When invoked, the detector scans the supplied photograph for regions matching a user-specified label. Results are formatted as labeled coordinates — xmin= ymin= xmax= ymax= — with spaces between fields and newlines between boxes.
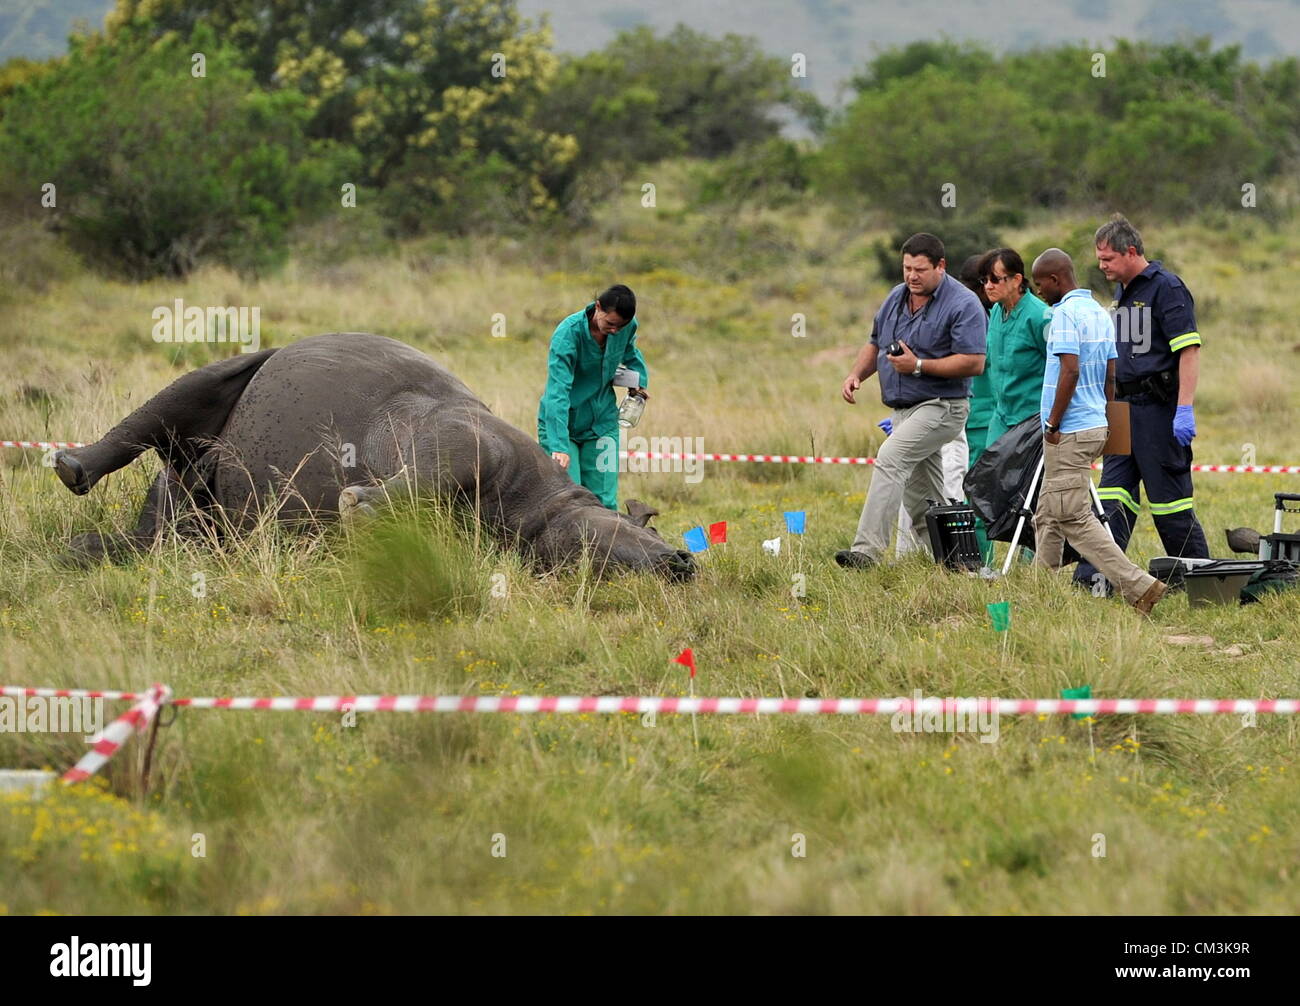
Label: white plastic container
xmin=0 ymin=769 xmax=57 ymax=797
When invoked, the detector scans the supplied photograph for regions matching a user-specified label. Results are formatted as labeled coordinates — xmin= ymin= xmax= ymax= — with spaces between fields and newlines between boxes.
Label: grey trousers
xmin=852 ymin=397 xmax=970 ymax=560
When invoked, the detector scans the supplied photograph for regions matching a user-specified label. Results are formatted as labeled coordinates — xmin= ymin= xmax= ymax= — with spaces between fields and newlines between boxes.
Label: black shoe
xmin=53 ymin=450 xmax=92 ymax=495
xmin=835 ymin=550 xmax=876 ymax=570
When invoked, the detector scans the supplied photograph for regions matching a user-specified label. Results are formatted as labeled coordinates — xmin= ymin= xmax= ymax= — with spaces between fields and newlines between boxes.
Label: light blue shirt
xmin=1041 ymin=288 xmax=1117 ymax=434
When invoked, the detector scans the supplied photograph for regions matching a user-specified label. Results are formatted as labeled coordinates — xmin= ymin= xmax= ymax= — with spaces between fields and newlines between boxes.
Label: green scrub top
xmin=985 ymin=290 xmax=1051 ymax=448
xmin=538 ymin=304 xmax=649 ymax=452
xmin=965 ymin=368 xmax=996 ymax=466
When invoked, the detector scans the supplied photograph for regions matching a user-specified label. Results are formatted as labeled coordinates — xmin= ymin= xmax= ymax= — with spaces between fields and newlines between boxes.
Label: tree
xmin=537 ymin=24 xmax=822 ymax=169
xmin=106 ymin=0 xmax=578 ymax=231
xmin=817 ymin=66 xmax=1051 ymax=214
xmin=0 ymin=24 xmax=354 ymax=277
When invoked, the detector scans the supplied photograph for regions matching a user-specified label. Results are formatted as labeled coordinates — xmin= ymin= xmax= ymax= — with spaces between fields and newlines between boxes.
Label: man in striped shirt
xmin=1029 ymin=249 xmax=1165 ymax=616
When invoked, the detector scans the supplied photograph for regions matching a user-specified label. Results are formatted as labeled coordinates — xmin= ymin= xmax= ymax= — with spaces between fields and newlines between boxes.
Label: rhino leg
xmin=60 ymin=464 xmax=203 ymax=567
xmin=53 ymin=348 xmax=277 ymax=496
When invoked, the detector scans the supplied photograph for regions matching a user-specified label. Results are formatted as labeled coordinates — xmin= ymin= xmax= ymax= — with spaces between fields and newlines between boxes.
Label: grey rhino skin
xmin=55 ymin=332 xmax=695 ymax=580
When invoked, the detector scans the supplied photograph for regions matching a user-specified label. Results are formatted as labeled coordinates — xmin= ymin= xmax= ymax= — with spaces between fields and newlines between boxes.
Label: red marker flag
xmin=708 ymin=521 xmax=728 ymax=544
xmin=674 ymin=648 xmax=696 ymax=678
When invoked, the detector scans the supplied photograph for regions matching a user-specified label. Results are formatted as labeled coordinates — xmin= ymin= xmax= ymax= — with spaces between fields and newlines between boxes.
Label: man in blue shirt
xmin=837 ymin=233 xmax=987 ymax=567
xmin=1030 ymin=249 xmax=1165 ymax=615
xmin=1073 ymin=214 xmax=1209 ymax=592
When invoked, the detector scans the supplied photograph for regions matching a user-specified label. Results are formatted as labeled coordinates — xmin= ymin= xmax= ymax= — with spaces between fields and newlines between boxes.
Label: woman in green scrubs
xmin=978 ymin=248 xmax=1051 ymax=448
xmin=979 ymin=248 xmax=1051 ymax=565
xmin=537 ymin=284 xmax=649 ymax=510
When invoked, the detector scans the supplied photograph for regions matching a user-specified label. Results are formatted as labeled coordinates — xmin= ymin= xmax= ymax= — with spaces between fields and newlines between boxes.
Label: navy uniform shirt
xmin=1110 ymin=260 xmax=1201 ymax=383
xmin=869 ymin=273 xmax=988 ymax=408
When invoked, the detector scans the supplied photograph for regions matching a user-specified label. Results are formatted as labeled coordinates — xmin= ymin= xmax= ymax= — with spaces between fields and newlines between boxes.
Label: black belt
xmin=1117 ymin=369 xmax=1177 ymax=401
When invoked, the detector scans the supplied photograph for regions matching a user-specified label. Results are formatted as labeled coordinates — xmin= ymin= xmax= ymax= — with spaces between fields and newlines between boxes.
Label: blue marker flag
xmin=683 ymin=527 xmax=709 ymax=553
xmin=783 ymin=511 xmax=806 ymax=534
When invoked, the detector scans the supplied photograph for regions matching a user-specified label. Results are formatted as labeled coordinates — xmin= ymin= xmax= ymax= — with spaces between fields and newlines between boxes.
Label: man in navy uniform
xmin=1073 ymin=214 xmax=1209 ymax=592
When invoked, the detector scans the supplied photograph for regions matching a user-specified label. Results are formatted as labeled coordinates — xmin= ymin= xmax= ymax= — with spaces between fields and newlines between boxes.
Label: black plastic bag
xmin=964 ymin=417 xmax=1044 ymax=548
xmin=963 ymin=417 xmax=1088 ymax=564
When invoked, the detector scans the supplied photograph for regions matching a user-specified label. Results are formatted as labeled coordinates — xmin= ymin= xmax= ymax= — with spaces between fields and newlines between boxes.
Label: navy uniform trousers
xmin=1072 ymin=393 xmax=1210 ymax=590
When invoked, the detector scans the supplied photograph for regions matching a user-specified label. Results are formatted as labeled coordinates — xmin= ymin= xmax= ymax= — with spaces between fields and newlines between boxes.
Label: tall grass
xmin=1 ymin=174 xmax=1298 ymax=914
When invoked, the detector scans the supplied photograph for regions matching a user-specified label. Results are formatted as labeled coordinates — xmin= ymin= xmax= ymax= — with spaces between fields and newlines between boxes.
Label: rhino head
xmin=532 ymin=494 xmax=694 ymax=582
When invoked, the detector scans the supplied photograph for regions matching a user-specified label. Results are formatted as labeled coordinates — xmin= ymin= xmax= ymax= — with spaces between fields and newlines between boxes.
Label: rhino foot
xmin=339 ymin=485 xmax=380 ymax=521
xmin=54 ymin=449 xmax=94 ymax=496
xmin=57 ymin=531 xmax=144 ymax=568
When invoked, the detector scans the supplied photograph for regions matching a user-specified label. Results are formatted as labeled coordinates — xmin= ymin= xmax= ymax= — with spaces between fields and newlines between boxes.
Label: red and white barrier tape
xmin=9 ymin=684 xmax=1290 ymax=784
xmin=621 ymin=450 xmax=1300 ymax=475
xmin=3 ymin=685 xmax=144 ymax=701
xmin=58 ymin=684 xmax=170 ymax=784
xmin=168 ymin=695 xmax=1299 ymax=715
xmin=2 ymin=440 xmax=1295 ymax=474
xmin=9 ymin=685 xmax=1295 ymax=717
xmin=1 ymin=440 xmax=85 ymax=450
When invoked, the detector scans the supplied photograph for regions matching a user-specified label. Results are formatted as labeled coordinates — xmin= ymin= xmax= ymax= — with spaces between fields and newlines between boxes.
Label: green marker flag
xmin=1060 ymin=684 xmax=1092 ymax=720
xmin=986 ymin=601 xmax=1010 ymax=632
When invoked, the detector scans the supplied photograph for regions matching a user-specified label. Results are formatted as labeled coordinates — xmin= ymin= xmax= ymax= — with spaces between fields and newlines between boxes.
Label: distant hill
xmin=518 ymin=0 xmax=1300 ymax=101
xmin=0 ymin=0 xmax=109 ymax=62
xmin=5 ymin=0 xmax=1300 ymax=101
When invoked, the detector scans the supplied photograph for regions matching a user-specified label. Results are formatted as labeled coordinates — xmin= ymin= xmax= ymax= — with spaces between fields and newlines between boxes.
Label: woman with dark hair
xmin=958 ymin=254 xmax=995 ymax=467
xmin=978 ymin=248 xmax=1051 ymax=448
xmin=956 ymin=254 xmax=998 ymax=564
xmin=538 ymin=284 xmax=649 ymax=509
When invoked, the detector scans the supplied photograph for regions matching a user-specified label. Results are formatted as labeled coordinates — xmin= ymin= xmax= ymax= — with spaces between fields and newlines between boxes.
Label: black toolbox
xmin=1182 ymin=560 xmax=1268 ymax=606
xmin=924 ymin=499 xmax=983 ymax=572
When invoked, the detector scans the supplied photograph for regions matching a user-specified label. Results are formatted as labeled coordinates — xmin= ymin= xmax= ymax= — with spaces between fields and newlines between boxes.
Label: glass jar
xmin=618 ymin=389 xmax=646 ymax=428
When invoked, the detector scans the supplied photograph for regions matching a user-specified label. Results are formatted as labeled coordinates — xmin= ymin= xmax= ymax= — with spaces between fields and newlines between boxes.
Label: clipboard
xmin=1102 ymin=401 xmax=1131 ymax=455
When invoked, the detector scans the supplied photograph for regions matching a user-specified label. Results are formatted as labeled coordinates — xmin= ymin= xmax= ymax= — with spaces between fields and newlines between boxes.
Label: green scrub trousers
xmin=537 ymin=303 xmax=648 ymax=510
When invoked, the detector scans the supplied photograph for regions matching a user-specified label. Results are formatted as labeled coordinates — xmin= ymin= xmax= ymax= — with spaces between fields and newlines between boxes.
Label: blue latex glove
xmin=877 ymin=418 xmax=893 ymax=436
xmin=1173 ymin=404 xmax=1197 ymax=447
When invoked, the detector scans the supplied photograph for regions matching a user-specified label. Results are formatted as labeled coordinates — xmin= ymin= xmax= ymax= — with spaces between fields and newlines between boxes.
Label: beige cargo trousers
xmin=1032 ymin=427 xmax=1157 ymax=603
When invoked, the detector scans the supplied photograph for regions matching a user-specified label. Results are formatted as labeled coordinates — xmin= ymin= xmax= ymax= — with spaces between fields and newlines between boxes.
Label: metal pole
xmin=1002 ymin=454 xmax=1045 ymax=576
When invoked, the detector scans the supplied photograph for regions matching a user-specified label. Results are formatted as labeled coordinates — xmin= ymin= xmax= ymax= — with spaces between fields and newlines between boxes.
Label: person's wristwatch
xmin=1044 ymin=421 xmax=1059 ymax=435
xmin=911 ymin=358 xmax=924 ymax=377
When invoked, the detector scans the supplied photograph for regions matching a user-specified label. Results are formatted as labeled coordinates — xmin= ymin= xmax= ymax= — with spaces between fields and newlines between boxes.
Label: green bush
xmin=817 ymin=65 xmax=1052 ymax=216
xmin=537 ymin=24 xmax=822 ymax=170
xmin=821 ymin=38 xmax=1300 ymax=218
xmin=690 ymin=138 xmax=811 ymax=208
xmin=1086 ymin=96 xmax=1271 ymax=213
xmin=0 ymin=24 xmax=355 ymax=278
xmin=336 ymin=503 xmax=490 ymax=623
xmin=108 ymin=0 xmax=578 ymax=237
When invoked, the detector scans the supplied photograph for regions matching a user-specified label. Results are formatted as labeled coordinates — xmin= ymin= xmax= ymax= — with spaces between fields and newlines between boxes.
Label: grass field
xmin=2 ymin=178 xmax=1299 ymax=914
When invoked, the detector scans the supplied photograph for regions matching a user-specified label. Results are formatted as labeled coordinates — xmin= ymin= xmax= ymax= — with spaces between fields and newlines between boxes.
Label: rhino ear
xmin=623 ymin=498 xmax=660 ymax=528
